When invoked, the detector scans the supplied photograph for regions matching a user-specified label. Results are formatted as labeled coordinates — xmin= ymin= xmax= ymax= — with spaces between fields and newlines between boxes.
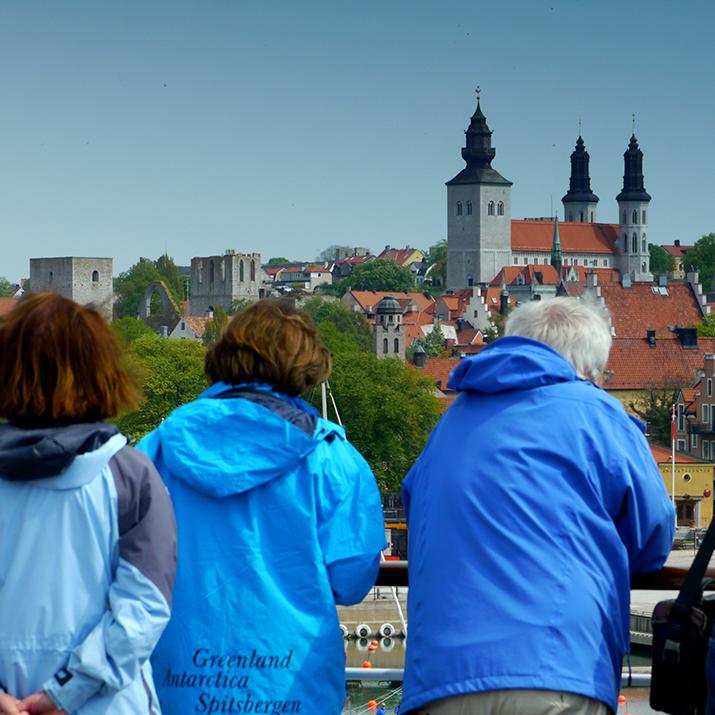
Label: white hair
xmin=504 ymin=297 xmax=612 ymax=383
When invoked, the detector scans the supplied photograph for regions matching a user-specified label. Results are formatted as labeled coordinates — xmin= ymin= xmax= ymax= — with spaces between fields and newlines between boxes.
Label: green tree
xmin=425 ymin=240 xmax=447 ymax=287
xmin=649 ymin=244 xmax=675 ymax=275
xmin=301 ymin=296 xmax=372 ymax=352
xmin=0 ymin=277 xmax=15 ymax=297
xmin=113 ymin=261 xmax=164 ymax=318
xmin=412 ymin=324 xmax=446 ymax=358
xmin=684 ymin=233 xmax=715 ymax=289
xmin=627 ymin=385 xmax=680 ymax=447
xmin=345 ymin=259 xmax=415 ymax=293
xmin=690 ymin=313 xmax=715 ymax=337
xmin=112 ymin=317 xmax=154 ymax=347
xmin=202 ymin=306 xmax=229 ymax=346
xmin=306 ymin=350 xmax=441 ymax=490
xmin=155 ymin=254 xmax=184 ymax=302
xmin=116 ymin=334 xmax=207 ymax=440
xmin=267 ymin=257 xmax=290 ymax=265
xmin=483 ymin=312 xmax=507 ymax=343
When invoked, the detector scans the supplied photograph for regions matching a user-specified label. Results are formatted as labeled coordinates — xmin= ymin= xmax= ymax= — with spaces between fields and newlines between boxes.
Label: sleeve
xmin=607 ymin=418 xmax=675 ymax=576
xmin=43 ymin=446 xmax=177 ymax=713
xmin=313 ymin=434 xmax=386 ymax=606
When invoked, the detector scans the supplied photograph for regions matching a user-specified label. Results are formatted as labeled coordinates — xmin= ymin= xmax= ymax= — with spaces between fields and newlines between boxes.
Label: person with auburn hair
xmin=0 ymin=293 xmax=177 ymax=715
xmin=138 ymin=299 xmax=385 ymax=715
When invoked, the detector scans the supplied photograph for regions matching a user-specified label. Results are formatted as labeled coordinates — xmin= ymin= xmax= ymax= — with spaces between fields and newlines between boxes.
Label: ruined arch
xmin=137 ymin=280 xmax=182 ymax=331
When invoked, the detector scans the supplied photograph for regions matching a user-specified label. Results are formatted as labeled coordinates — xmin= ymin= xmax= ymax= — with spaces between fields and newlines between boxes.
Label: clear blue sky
xmin=1 ymin=0 xmax=713 ymax=281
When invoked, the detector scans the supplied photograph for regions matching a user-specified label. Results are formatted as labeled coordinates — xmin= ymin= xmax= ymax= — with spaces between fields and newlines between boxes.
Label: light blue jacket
xmin=401 ymin=337 xmax=675 ymax=713
xmin=0 ymin=423 xmax=177 ymax=714
xmin=139 ymin=383 xmax=386 ymax=715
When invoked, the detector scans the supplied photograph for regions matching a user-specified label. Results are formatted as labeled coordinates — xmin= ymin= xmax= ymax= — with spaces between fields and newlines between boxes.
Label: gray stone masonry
xmin=29 ymin=257 xmax=114 ymax=321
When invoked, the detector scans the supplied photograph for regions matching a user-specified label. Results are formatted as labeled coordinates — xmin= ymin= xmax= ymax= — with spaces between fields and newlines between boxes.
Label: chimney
xmin=412 ymin=345 xmax=427 ymax=368
xmin=621 ymin=273 xmax=632 ymax=289
xmin=674 ymin=239 xmax=681 ymax=247
xmin=676 ymin=327 xmax=698 ymax=348
xmin=647 ymin=329 xmax=656 ymax=347
xmin=500 ymin=290 xmax=509 ymax=314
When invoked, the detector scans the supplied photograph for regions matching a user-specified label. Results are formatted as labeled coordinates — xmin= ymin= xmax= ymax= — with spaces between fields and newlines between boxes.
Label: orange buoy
xmin=368 ymin=643 xmax=378 ymax=652
xmin=362 ymin=660 xmax=373 ymax=668
xmin=617 ymin=695 xmax=626 ymax=705
xmin=371 ymin=639 xmax=379 ymax=647
xmin=367 ymin=701 xmax=377 ymax=710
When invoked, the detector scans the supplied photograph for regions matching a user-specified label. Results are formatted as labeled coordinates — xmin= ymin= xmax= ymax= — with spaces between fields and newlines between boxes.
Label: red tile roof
xmin=650 ymin=444 xmax=704 ymax=464
xmin=0 ymin=298 xmax=17 ymax=317
xmin=377 ymin=248 xmax=422 ymax=267
xmin=605 ymin=337 xmax=715 ymax=390
xmin=662 ymin=244 xmax=694 ymax=258
xmin=482 ymin=288 xmax=516 ymax=315
xmin=348 ymin=290 xmax=435 ymax=314
xmin=563 ymin=266 xmax=621 ymax=283
xmin=184 ymin=316 xmax=209 ymax=338
xmin=511 ymin=220 xmax=618 ymax=254
xmin=599 ymin=282 xmax=704 ymax=338
xmin=409 ymin=358 xmax=462 ymax=392
xmin=456 ymin=326 xmax=484 ymax=345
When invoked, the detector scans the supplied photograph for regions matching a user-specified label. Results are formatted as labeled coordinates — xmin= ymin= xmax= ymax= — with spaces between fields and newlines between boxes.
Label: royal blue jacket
xmin=401 ymin=337 xmax=674 ymax=713
xmin=0 ymin=423 xmax=177 ymax=714
xmin=139 ymin=383 xmax=386 ymax=715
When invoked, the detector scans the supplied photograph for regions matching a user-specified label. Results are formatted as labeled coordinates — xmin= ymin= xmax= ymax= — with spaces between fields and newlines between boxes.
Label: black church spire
xmin=446 ymin=91 xmax=511 ymax=187
xmin=562 ymin=136 xmax=599 ymax=205
xmin=616 ymin=135 xmax=651 ymax=202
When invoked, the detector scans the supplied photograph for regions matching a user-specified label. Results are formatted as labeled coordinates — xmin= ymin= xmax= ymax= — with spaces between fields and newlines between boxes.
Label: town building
xmin=445 ymin=96 xmax=654 ymax=288
xmin=29 ymin=257 xmax=113 ymax=321
xmin=373 ymin=296 xmax=405 ymax=360
xmin=662 ymin=240 xmax=694 ymax=279
xmin=190 ymin=252 xmax=264 ymax=315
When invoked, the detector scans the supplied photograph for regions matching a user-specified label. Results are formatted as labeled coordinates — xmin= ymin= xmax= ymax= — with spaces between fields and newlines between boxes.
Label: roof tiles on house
xmin=511 ymin=220 xmax=618 ymax=254
xmin=599 ymin=282 xmax=704 ymax=338
xmin=348 ymin=290 xmax=436 ymax=314
xmin=409 ymin=358 xmax=462 ymax=393
xmin=605 ymin=337 xmax=715 ymax=390
xmin=662 ymin=244 xmax=694 ymax=258
xmin=650 ymin=444 xmax=704 ymax=464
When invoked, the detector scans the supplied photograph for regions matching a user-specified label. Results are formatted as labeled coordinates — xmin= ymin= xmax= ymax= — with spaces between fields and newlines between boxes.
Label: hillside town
xmin=2 ymin=97 xmax=714 ymax=533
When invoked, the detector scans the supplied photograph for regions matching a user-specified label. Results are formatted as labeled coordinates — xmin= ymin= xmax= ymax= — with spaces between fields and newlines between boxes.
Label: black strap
xmin=675 ymin=519 xmax=715 ymax=611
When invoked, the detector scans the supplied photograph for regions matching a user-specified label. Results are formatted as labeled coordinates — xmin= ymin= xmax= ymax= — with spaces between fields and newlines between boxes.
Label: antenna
xmin=632 ymin=113 xmax=636 ymax=135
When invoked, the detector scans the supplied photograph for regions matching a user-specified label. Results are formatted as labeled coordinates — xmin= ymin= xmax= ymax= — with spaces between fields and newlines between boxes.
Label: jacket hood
xmin=148 ymin=383 xmax=337 ymax=498
xmin=0 ymin=422 xmax=120 ymax=480
xmin=448 ymin=336 xmax=581 ymax=394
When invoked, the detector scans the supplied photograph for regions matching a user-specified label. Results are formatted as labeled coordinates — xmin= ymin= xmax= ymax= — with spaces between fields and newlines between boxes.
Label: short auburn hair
xmin=205 ymin=299 xmax=331 ymax=396
xmin=0 ymin=293 xmax=140 ymax=424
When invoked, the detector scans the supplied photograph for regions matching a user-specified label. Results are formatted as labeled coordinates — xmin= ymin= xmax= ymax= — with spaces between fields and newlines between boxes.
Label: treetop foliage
xmin=649 ymin=244 xmax=675 ymax=275
xmin=684 ymin=233 xmax=715 ymax=290
xmin=0 ymin=277 xmax=16 ymax=298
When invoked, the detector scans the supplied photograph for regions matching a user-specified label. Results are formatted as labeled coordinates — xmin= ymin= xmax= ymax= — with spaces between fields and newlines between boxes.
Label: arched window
xmin=642 ymin=262 xmax=647 ymax=272
xmin=466 ymin=201 xmax=472 ymax=215
xmin=92 ymin=270 xmax=99 ymax=283
xmin=239 ymin=260 xmax=244 ymax=282
xmin=642 ymin=210 xmax=647 ymax=224
xmin=394 ymin=338 xmax=399 ymax=353
xmin=497 ymin=201 xmax=504 ymax=216
xmin=632 ymin=233 xmax=638 ymax=253
xmin=456 ymin=202 xmax=462 ymax=216
xmin=383 ymin=338 xmax=388 ymax=353
xmin=209 ymin=261 xmax=215 ymax=283
xmin=632 ymin=209 xmax=638 ymax=224
xmin=250 ymin=260 xmax=256 ymax=282
xmin=488 ymin=201 xmax=495 ymax=216
xmin=642 ymin=237 xmax=647 ymax=252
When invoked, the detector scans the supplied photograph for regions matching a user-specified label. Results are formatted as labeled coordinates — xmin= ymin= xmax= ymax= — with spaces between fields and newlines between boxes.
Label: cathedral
xmin=446 ymin=96 xmax=653 ymax=290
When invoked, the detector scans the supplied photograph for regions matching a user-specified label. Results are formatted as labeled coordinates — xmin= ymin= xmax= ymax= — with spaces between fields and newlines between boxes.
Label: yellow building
xmin=650 ymin=445 xmax=714 ymax=527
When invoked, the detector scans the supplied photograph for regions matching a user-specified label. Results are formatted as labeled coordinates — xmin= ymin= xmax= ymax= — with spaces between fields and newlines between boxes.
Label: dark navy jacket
xmin=401 ymin=337 xmax=674 ymax=713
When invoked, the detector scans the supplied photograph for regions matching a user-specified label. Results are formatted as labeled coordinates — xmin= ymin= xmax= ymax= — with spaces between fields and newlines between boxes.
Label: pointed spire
xmin=616 ymin=133 xmax=651 ymax=203
xmin=550 ymin=217 xmax=563 ymax=274
xmin=562 ymin=135 xmax=599 ymax=206
xmin=446 ymin=89 xmax=512 ymax=187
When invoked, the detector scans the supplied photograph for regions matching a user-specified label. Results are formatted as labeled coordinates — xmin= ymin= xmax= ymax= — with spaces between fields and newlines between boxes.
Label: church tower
xmin=615 ymin=134 xmax=652 ymax=282
xmin=446 ymin=92 xmax=512 ymax=289
xmin=562 ymin=136 xmax=599 ymax=222
xmin=373 ymin=296 xmax=405 ymax=360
